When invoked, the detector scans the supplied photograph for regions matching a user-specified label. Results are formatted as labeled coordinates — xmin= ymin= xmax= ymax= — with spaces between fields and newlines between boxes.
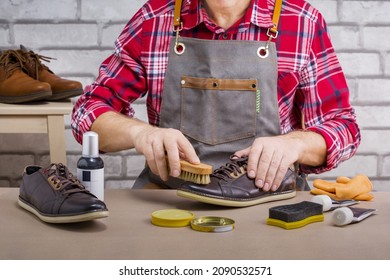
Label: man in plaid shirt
xmin=72 ymin=0 xmax=360 ymax=191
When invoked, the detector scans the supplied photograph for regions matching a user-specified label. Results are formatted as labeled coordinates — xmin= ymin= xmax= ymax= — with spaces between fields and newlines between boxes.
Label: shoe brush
xmin=176 ymin=159 xmax=213 ymax=185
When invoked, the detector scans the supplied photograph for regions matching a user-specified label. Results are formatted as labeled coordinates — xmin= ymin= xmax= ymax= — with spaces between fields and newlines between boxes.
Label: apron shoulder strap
xmin=270 ymin=0 xmax=283 ymax=34
xmin=173 ymin=0 xmax=183 ymax=30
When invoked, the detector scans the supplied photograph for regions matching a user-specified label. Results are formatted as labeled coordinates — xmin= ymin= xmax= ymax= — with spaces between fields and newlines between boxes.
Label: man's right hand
xmin=133 ymin=126 xmax=200 ymax=181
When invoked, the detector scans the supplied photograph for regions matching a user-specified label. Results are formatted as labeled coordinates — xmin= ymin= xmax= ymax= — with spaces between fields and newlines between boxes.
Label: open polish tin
xmin=190 ymin=216 xmax=235 ymax=233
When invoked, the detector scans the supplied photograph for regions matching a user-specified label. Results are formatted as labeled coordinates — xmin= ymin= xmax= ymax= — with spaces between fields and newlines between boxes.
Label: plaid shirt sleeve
xmin=71 ymin=7 xmax=147 ymax=144
xmin=294 ymin=13 xmax=361 ymax=174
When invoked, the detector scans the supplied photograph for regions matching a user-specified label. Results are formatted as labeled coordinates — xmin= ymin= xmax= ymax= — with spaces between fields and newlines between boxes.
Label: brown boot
xmin=19 ymin=45 xmax=83 ymax=101
xmin=0 ymin=50 xmax=52 ymax=103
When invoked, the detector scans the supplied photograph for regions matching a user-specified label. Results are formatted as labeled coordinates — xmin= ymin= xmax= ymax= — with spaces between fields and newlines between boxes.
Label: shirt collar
xmin=181 ymin=0 xmax=274 ymax=31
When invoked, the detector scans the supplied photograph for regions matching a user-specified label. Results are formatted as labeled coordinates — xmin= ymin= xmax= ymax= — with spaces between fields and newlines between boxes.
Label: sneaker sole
xmin=176 ymin=189 xmax=297 ymax=207
xmin=18 ymin=197 xmax=109 ymax=223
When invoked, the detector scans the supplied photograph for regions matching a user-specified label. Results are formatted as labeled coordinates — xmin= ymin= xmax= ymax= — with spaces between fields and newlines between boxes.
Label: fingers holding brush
xmin=134 ymin=126 xmax=199 ymax=180
xmin=164 ymin=131 xmax=199 ymax=178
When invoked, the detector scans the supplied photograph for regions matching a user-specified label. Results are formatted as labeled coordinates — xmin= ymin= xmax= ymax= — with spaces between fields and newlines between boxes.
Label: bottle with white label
xmin=77 ymin=131 xmax=105 ymax=201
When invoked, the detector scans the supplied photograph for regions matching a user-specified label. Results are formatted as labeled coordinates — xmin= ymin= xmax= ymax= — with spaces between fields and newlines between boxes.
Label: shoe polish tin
xmin=190 ymin=216 xmax=235 ymax=233
xmin=151 ymin=209 xmax=194 ymax=227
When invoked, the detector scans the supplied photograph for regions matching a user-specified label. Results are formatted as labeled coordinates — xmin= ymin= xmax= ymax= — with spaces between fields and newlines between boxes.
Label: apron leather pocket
xmin=180 ymin=76 xmax=258 ymax=145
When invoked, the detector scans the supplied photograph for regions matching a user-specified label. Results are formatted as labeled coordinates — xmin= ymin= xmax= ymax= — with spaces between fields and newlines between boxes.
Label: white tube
xmin=332 ymin=207 xmax=376 ymax=226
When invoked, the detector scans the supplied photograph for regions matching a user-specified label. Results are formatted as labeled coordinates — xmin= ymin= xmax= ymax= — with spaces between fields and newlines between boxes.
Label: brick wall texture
xmin=1 ymin=0 xmax=389 ymax=190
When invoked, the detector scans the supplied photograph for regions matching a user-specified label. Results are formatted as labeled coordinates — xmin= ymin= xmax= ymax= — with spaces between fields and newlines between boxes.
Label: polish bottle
xmin=77 ymin=131 xmax=105 ymax=201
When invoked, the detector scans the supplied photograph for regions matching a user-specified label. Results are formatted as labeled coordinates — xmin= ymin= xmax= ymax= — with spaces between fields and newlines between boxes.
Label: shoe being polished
xmin=177 ymin=156 xmax=297 ymax=207
xmin=19 ymin=45 xmax=83 ymax=101
xmin=0 ymin=50 xmax=52 ymax=103
xmin=18 ymin=163 xmax=109 ymax=223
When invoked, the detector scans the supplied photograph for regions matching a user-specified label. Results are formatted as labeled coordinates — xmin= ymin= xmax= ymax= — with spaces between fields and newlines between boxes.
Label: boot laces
xmin=0 ymin=48 xmax=54 ymax=80
xmin=19 ymin=45 xmax=55 ymax=79
xmin=0 ymin=50 xmax=29 ymax=79
xmin=46 ymin=163 xmax=87 ymax=196
xmin=211 ymin=155 xmax=248 ymax=181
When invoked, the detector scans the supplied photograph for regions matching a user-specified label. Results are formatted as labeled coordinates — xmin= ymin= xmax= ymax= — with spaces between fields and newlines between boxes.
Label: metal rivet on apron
xmin=257 ymin=46 xmax=269 ymax=59
xmin=174 ymin=42 xmax=186 ymax=55
xmin=251 ymin=83 xmax=257 ymax=89
xmin=181 ymin=79 xmax=186 ymax=85
xmin=212 ymin=82 xmax=218 ymax=88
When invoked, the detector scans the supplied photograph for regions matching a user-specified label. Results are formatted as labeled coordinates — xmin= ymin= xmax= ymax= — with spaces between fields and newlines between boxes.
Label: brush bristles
xmin=178 ymin=170 xmax=211 ymax=185
xmin=166 ymin=158 xmax=212 ymax=184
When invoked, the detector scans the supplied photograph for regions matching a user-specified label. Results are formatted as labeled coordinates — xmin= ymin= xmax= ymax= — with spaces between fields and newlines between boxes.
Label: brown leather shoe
xmin=177 ymin=156 xmax=297 ymax=207
xmin=18 ymin=163 xmax=109 ymax=223
xmin=19 ymin=45 xmax=83 ymax=101
xmin=0 ymin=50 xmax=52 ymax=103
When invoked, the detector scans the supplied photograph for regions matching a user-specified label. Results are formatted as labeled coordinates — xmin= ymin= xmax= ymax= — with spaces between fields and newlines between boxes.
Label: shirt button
xmin=221 ymin=33 xmax=228 ymax=39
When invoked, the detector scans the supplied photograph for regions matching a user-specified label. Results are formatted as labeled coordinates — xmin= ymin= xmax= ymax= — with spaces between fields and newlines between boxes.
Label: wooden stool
xmin=0 ymin=101 xmax=73 ymax=165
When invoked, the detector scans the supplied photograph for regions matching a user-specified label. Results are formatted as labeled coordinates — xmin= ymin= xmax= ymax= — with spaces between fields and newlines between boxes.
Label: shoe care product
xmin=332 ymin=206 xmax=376 ymax=226
xmin=77 ymin=131 xmax=105 ymax=201
xmin=164 ymin=155 xmax=212 ymax=184
xmin=151 ymin=209 xmax=194 ymax=227
xmin=266 ymin=201 xmax=324 ymax=230
xmin=190 ymin=216 xmax=235 ymax=233
xmin=175 ymin=158 xmax=213 ymax=185
xmin=151 ymin=209 xmax=235 ymax=233
xmin=310 ymin=195 xmax=358 ymax=212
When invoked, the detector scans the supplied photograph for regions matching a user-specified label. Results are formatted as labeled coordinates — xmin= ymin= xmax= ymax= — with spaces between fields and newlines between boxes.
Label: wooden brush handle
xmin=179 ymin=159 xmax=212 ymax=175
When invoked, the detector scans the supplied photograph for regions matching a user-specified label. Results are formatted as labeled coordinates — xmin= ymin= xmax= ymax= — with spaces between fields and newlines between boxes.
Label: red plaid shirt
xmin=72 ymin=0 xmax=360 ymax=174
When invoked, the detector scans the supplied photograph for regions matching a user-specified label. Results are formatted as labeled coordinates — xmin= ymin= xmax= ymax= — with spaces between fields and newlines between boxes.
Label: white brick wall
xmin=1 ymin=0 xmax=389 ymax=191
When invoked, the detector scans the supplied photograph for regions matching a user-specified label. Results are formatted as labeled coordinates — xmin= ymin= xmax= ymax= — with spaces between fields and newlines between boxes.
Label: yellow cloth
xmin=311 ymin=174 xmax=374 ymax=201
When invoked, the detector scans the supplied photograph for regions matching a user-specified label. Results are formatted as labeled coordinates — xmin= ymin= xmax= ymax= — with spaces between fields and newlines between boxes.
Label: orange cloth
xmin=311 ymin=174 xmax=374 ymax=201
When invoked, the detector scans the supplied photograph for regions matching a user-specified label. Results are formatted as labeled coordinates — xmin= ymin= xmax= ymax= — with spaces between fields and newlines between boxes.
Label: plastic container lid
xmin=311 ymin=195 xmax=332 ymax=212
xmin=190 ymin=216 xmax=235 ymax=233
xmin=151 ymin=209 xmax=194 ymax=227
xmin=82 ymin=131 xmax=99 ymax=157
xmin=332 ymin=207 xmax=354 ymax=226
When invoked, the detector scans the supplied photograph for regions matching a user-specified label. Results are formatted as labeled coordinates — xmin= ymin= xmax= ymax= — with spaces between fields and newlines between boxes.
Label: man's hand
xmin=133 ymin=126 xmax=200 ymax=181
xmin=235 ymin=131 xmax=326 ymax=191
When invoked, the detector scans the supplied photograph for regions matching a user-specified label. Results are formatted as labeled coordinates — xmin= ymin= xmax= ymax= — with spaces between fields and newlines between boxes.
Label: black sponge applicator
xmin=267 ymin=201 xmax=324 ymax=229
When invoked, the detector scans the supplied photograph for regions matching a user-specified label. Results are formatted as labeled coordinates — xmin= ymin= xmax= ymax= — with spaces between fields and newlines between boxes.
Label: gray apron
xmin=132 ymin=0 xmax=308 ymax=189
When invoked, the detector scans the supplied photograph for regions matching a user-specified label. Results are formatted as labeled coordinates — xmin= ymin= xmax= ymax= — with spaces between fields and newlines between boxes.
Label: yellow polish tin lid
xmin=190 ymin=216 xmax=235 ymax=233
xmin=151 ymin=209 xmax=194 ymax=227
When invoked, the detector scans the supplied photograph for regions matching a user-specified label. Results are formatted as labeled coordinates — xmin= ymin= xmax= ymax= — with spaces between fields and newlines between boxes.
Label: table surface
xmin=0 ymin=188 xmax=388 ymax=260
xmin=0 ymin=101 xmax=73 ymax=115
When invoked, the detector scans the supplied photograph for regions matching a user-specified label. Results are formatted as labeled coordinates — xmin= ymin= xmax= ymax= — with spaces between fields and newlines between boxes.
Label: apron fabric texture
xmin=133 ymin=38 xmax=280 ymax=189
xmin=132 ymin=0 xmax=308 ymax=190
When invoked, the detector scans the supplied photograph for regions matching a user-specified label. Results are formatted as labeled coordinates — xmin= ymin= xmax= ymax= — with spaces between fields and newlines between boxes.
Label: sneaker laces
xmin=45 ymin=163 xmax=89 ymax=197
xmin=211 ymin=155 xmax=248 ymax=181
